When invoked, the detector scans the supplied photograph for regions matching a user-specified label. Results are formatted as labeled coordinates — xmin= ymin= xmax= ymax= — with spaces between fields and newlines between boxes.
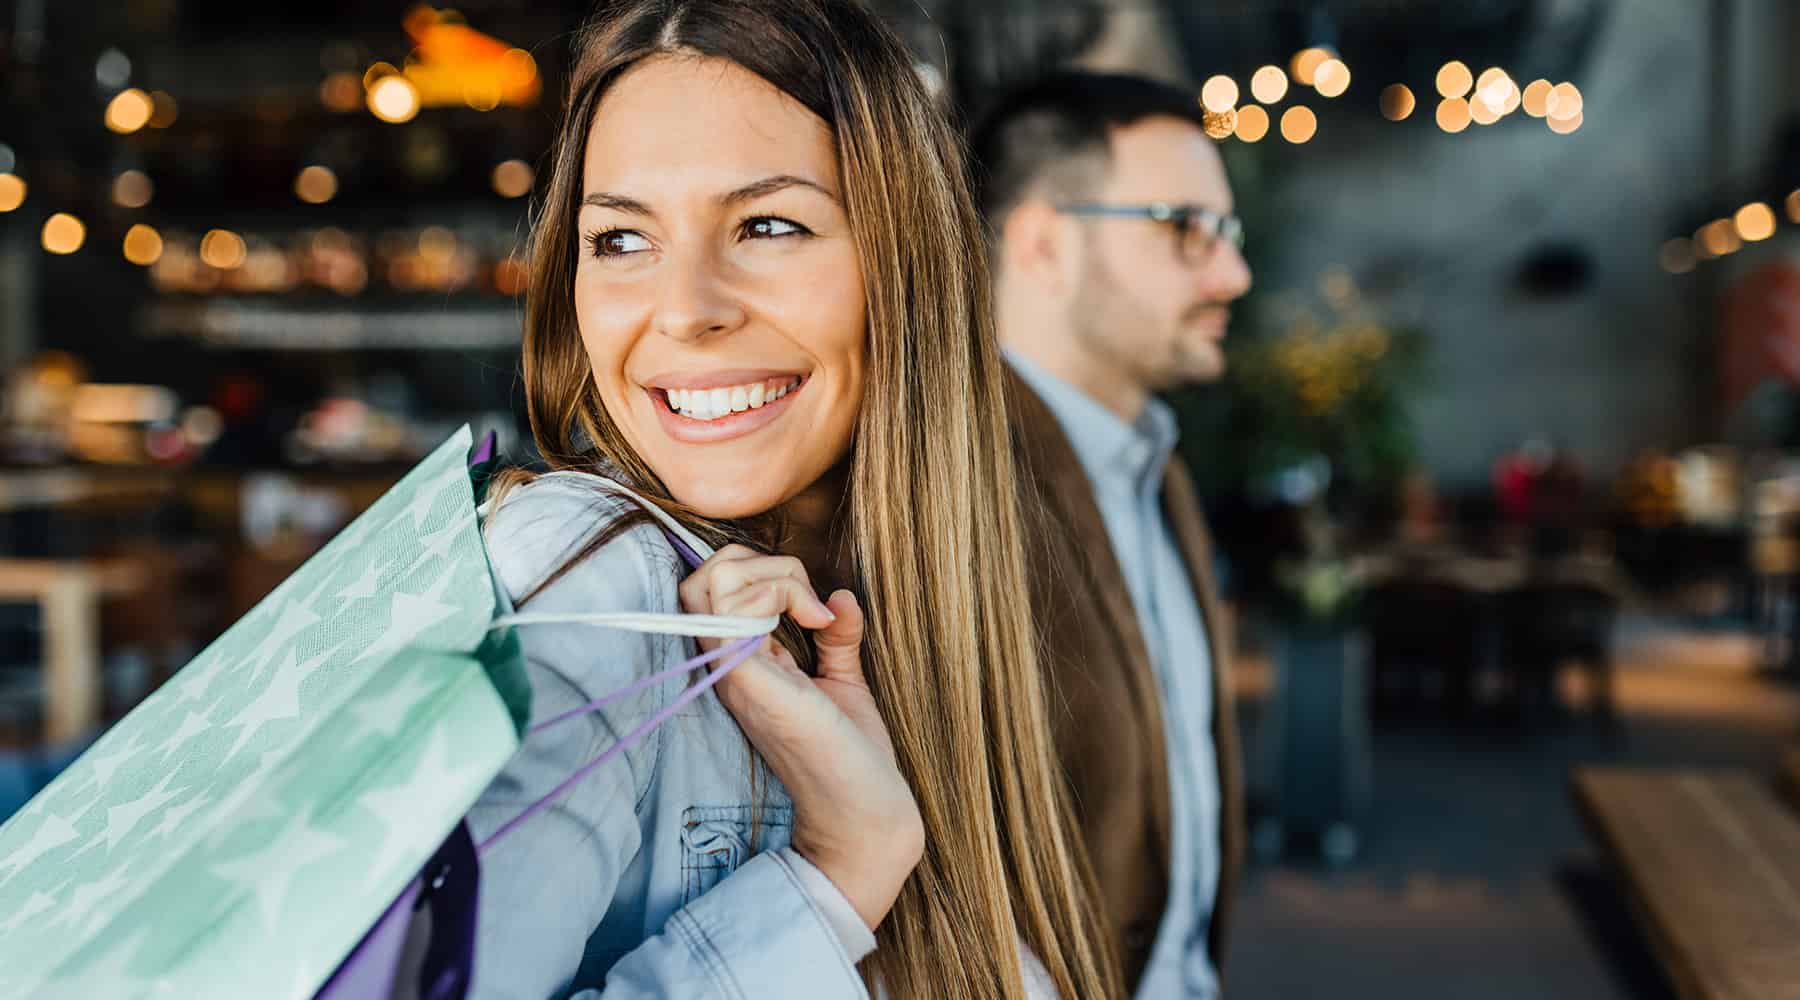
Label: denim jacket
xmin=466 ymin=471 xmax=875 ymax=1000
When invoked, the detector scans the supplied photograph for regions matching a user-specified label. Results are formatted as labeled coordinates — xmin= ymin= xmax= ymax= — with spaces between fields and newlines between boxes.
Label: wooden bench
xmin=1574 ymin=768 xmax=1800 ymax=1000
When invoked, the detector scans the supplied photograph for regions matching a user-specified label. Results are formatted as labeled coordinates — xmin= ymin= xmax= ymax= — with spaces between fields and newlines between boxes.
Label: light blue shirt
xmin=1009 ymin=354 xmax=1221 ymax=1000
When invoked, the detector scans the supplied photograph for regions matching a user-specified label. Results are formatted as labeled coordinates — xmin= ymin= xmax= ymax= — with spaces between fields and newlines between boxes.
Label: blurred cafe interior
xmin=1 ymin=1 xmax=1798 ymax=997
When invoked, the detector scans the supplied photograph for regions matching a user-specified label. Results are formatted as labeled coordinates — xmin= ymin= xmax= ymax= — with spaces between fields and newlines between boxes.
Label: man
xmin=970 ymin=71 xmax=1253 ymax=997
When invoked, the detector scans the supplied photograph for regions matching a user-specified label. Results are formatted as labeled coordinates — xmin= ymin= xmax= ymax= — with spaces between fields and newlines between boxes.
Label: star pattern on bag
xmin=0 ymin=427 xmax=521 ymax=998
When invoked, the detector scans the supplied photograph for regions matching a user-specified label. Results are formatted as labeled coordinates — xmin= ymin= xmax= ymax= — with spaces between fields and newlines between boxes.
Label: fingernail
xmin=818 ymin=596 xmax=837 ymax=620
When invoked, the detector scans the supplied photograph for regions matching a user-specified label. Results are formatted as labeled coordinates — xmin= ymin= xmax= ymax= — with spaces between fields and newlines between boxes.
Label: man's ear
xmin=1001 ymin=198 xmax=1082 ymax=298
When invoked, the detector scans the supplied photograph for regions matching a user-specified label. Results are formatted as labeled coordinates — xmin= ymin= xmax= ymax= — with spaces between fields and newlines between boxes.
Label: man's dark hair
xmin=968 ymin=71 xmax=1209 ymax=236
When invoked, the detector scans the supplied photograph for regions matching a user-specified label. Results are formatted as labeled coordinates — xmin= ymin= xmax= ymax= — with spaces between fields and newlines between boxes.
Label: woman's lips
xmin=648 ymin=376 xmax=805 ymax=444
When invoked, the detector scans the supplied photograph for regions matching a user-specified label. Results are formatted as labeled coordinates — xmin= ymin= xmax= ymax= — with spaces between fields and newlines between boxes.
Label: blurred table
xmin=1575 ymin=768 xmax=1800 ymax=1000
xmin=0 ymin=559 xmax=146 ymax=743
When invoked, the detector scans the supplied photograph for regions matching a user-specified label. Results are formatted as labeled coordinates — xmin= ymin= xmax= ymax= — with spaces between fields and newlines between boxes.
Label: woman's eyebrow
xmin=580 ymin=191 xmax=654 ymax=216
xmin=721 ymin=174 xmax=838 ymax=206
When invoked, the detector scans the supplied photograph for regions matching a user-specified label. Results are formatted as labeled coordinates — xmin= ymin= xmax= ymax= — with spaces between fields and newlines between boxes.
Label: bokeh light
xmin=1201 ymin=75 xmax=1240 ymax=113
xmin=295 ymin=165 xmax=338 ymax=204
xmin=1234 ymin=105 xmax=1270 ymax=142
xmin=1436 ymin=61 xmax=1473 ymax=99
xmin=1380 ymin=84 xmax=1416 ymax=121
xmin=1436 ymin=98 xmax=1472 ymax=133
xmin=42 ymin=213 xmax=86 ymax=255
xmin=200 ymin=229 xmax=248 ymax=269
xmin=1280 ymin=106 xmax=1318 ymax=144
xmin=1251 ymin=66 xmax=1289 ymax=104
xmin=0 ymin=173 xmax=25 ymax=213
xmin=123 ymin=224 xmax=164 ymax=266
xmin=113 ymin=170 xmax=154 ymax=208
xmin=1734 ymin=202 xmax=1777 ymax=242
xmin=1291 ymin=48 xmax=1332 ymax=87
xmin=491 ymin=159 xmax=534 ymax=198
xmin=1313 ymin=59 xmax=1351 ymax=98
xmin=105 ymin=89 xmax=154 ymax=134
xmin=367 ymin=74 xmax=420 ymax=124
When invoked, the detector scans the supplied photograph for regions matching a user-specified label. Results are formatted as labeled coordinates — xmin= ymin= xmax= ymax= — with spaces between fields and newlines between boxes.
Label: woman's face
xmin=575 ymin=55 xmax=867 ymax=519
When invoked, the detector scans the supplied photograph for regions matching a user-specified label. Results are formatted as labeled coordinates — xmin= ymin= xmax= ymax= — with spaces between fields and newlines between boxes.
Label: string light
xmin=123 ymin=224 xmax=163 ymax=266
xmin=1548 ymin=111 xmax=1583 ymax=135
xmin=1251 ymin=65 xmax=1288 ymax=104
xmin=367 ymin=75 xmax=421 ymax=124
xmin=1786 ymin=189 xmax=1800 ymax=223
xmin=491 ymin=159 xmax=534 ymax=198
xmin=0 ymin=173 xmax=24 ymax=213
xmin=1280 ymin=106 xmax=1317 ymax=144
xmin=1471 ymin=98 xmax=1501 ymax=126
xmin=1436 ymin=98 xmax=1472 ymax=133
xmin=1475 ymin=70 xmax=1519 ymax=117
xmin=105 ymin=88 xmax=154 ymax=134
xmin=113 ymin=169 xmax=153 ymax=208
xmin=42 ymin=213 xmax=85 ymax=254
xmin=1291 ymin=48 xmax=1332 ymax=87
xmin=1658 ymin=238 xmax=1696 ymax=275
xmin=1313 ymin=59 xmax=1350 ymax=98
xmin=295 ymin=165 xmax=338 ymax=204
xmin=1380 ymin=85 xmax=1416 ymax=121
xmin=1698 ymin=219 xmax=1740 ymax=257
xmin=200 ymin=229 xmax=247 ymax=269
xmin=1734 ymin=202 xmax=1777 ymax=242
xmin=1436 ymin=61 xmax=1473 ymax=99
xmin=320 ymin=72 xmax=363 ymax=112
xmin=148 ymin=91 xmax=179 ymax=128
xmin=1201 ymin=75 xmax=1239 ymax=114
xmin=1548 ymin=83 xmax=1583 ymax=121
xmin=1234 ymin=105 xmax=1270 ymax=142
xmin=1201 ymin=109 xmax=1237 ymax=140
xmin=1522 ymin=80 xmax=1553 ymax=117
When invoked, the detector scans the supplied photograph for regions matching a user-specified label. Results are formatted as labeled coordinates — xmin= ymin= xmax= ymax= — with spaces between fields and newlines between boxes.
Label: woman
xmin=470 ymin=2 xmax=1122 ymax=998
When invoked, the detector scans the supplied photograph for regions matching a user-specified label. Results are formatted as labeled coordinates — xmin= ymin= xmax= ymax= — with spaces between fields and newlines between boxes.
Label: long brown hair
xmin=501 ymin=2 xmax=1123 ymax=997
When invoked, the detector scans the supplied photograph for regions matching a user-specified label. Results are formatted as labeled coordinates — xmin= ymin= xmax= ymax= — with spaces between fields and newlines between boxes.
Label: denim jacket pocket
xmin=679 ymin=803 xmax=795 ymax=905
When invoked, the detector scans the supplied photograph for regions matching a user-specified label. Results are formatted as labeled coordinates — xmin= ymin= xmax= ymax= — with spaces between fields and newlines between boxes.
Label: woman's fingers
xmin=812 ymin=590 xmax=865 ymax=685
xmin=678 ymin=550 xmax=822 ymax=617
xmin=713 ymin=577 xmax=836 ymax=630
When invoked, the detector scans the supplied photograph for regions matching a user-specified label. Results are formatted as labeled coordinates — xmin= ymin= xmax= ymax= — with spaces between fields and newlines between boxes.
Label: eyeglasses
xmin=1055 ymin=202 xmax=1245 ymax=263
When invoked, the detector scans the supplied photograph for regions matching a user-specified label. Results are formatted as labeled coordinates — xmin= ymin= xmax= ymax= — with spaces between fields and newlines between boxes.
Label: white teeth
xmin=667 ymin=378 xmax=799 ymax=421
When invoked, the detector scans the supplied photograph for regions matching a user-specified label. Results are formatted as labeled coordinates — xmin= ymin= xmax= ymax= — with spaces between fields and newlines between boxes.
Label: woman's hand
xmin=678 ymin=545 xmax=925 ymax=931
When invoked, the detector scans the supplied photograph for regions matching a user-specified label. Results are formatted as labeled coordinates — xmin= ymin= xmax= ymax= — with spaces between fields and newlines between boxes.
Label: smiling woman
xmin=468 ymin=2 xmax=1121 ymax=1000
xmin=572 ymin=57 xmax=866 ymax=518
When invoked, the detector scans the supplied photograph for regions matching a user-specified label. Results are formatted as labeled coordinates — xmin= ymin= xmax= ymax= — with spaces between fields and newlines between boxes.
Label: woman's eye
xmin=741 ymin=217 xmax=811 ymax=240
xmin=586 ymin=229 xmax=652 ymax=257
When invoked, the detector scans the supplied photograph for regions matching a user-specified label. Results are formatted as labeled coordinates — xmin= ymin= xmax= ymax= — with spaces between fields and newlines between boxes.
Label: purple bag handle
xmin=475 ymin=525 xmax=766 ymax=856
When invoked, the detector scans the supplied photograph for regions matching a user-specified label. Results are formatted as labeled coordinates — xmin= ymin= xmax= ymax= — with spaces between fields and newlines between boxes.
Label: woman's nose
xmin=652 ymin=247 xmax=747 ymax=343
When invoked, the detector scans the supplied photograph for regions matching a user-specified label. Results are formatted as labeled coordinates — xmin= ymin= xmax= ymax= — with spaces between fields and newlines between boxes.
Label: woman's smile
xmin=645 ymin=371 xmax=810 ymax=444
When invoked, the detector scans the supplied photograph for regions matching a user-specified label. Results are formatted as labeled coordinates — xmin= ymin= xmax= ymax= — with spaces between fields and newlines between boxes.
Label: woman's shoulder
xmin=482 ymin=469 xmax=680 ymax=612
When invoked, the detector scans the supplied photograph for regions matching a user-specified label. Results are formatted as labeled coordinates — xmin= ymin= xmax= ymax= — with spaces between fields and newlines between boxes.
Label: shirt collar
xmin=1007 ymin=350 xmax=1178 ymax=491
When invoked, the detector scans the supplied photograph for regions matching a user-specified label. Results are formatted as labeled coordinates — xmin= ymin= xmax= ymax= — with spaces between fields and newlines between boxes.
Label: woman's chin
xmin=663 ymin=470 xmax=793 ymax=521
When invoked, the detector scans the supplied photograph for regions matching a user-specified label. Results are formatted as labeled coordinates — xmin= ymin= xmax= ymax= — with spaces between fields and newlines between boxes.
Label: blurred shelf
xmin=138 ymin=299 xmax=522 ymax=350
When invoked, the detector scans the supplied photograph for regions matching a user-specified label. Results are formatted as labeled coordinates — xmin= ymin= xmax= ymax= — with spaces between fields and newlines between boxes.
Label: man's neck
xmin=1006 ymin=336 xmax=1148 ymax=426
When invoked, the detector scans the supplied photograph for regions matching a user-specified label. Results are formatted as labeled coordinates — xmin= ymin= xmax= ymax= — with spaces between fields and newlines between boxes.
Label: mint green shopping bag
xmin=0 ymin=427 xmax=529 ymax=998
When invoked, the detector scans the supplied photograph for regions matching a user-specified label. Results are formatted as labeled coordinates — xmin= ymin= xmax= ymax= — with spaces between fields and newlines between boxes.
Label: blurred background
xmin=1 ymin=2 xmax=1797 ymax=997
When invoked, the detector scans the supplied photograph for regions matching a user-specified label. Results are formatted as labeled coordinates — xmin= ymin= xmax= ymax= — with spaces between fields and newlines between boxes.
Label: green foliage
xmin=1180 ymin=269 xmax=1430 ymax=506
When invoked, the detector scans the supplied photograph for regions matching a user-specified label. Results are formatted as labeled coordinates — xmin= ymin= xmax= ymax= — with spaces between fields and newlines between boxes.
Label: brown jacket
xmin=1007 ymin=370 xmax=1245 ymax=992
